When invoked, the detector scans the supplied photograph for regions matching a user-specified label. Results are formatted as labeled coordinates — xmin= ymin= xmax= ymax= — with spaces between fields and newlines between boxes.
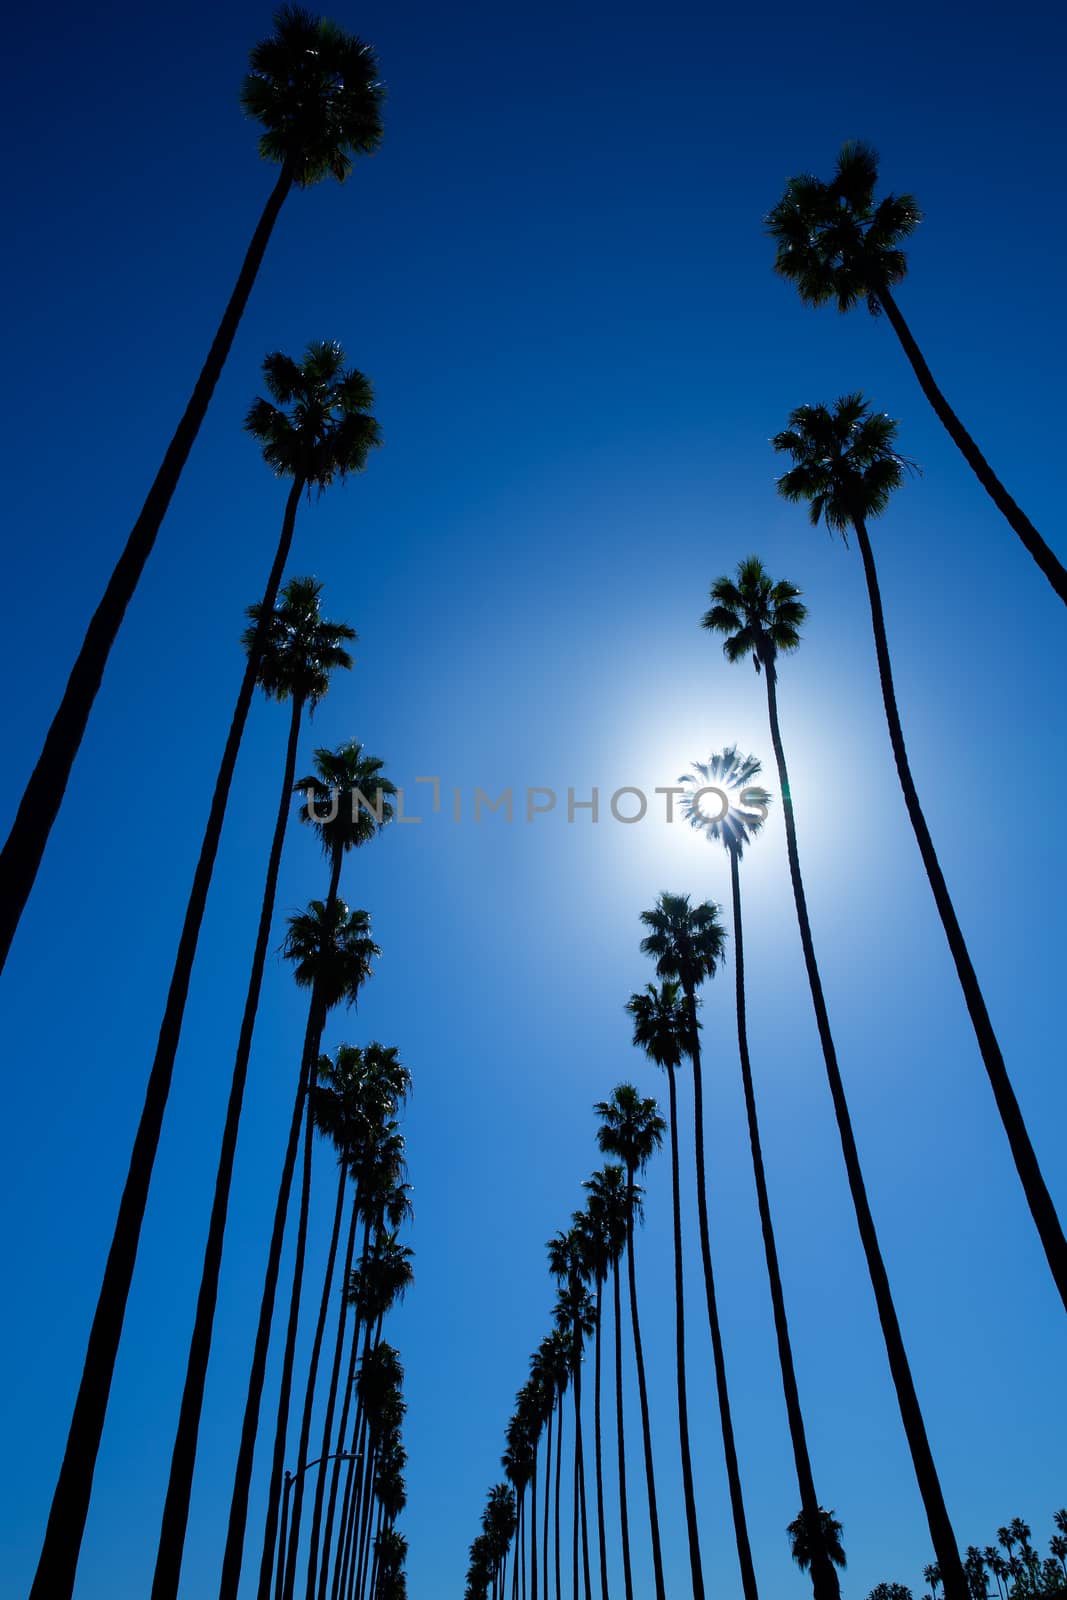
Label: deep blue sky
xmin=2 ymin=1 xmax=1065 ymax=1597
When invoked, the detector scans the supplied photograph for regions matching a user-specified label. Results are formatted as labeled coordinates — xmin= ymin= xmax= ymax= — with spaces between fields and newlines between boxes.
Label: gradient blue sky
xmin=2 ymin=1 xmax=1065 ymax=1597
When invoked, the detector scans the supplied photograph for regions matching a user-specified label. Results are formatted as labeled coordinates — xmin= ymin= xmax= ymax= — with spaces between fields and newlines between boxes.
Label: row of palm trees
xmin=866 ymin=1509 xmax=1067 ymax=1599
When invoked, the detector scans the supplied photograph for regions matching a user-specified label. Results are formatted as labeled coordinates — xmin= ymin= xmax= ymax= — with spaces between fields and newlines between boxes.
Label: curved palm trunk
xmin=854 ymin=515 xmax=1067 ymax=1309
xmin=684 ymin=987 xmax=758 ymax=1600
xmin=218 ymin=846 xmax=342 ymax=1600
xmin=728 ymin=846 xmax=839 ymax=1600
xmin=307 ymin=1191 xmax=363 ymax=1600
xmin=664 ymin=1062 xmax=706 ymax=1600
xmin=30 ymin=474 xmax=305 ymax=1600
xmin=612 ymin=1259 xmax=634 ymax=1600
xmin=151 ymin=690 xmax=303 ymax=1600
xmin=877 ymin=288 xmax=1067 ymax=606
xmin=592 ymin=1283 xmax=609 ymax=1600
xmin=624 ymin=1172 xmax=666 ymax=1600
xmin=761 ymin=657 xmax=967 ymax=1600
xmin=0 ymin=165 xmax=294 ymax=974
xmin=281 ymin=1162 xmax=350 ymax=1600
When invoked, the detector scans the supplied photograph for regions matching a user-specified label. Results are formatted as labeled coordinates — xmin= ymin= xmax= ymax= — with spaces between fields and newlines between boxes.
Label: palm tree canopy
xmin=703 ymin=555 xmax=806 ymax=675
xmin=346 ymin=1233 xmax=414 ymax=1320
xmin=774 ymin=393 xmax=914 ymax=533
xmin=766 ymin=139 xmax=922 ymax=315
xmin=787 ymin=1507 xmax=847 ymax=1572
xmin=242 ymin=5 xmax=384 ymax=186
xmin=246 ymin=340 xmax=381 ymax=488
xmin=580 ymin=1164 xmax=633 ymax=1274
xmin=626 ymin=981 xmax=688 ymax=1072
xmin=639 ymin=891 xmax=725 ymax=995
xmin=244 ymin=575 xmax=355 ymax=708
xmin=594 ymin=1083 xmax=665 ymax=1178
xmin=679 ymin=746 xmax=771 ymax=857
xmin=297 ymin=740 xmax=396 ymax=857
xmin=282 ymin=898 xmax=379 ymax=1010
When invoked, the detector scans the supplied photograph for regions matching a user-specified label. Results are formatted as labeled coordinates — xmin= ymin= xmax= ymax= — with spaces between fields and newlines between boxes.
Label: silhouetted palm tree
xmin=29 ymin=346 xmax=378 ymax=1600
xmin=548 ymin=1229 xmax=595 ymax=1600
xmin=626 ymin=979 xmax=707 ymax=1600
xmin=638 ymin=892 xmax=757 ymax=1600
xmin=704 ymin=558 xmax=967 ymax=1600
xmin=151 ymin=578 xmax=354 ymax=1600
xmin=1 ymin=7 xmax=385 ymax=972
xmin=766 ymin=139 xmax=1066 ymax=603
xmin=582 ymin=1165 xmax=631 ymax=1600
xmin=774 ymin=394 xmax=1067 ymax=1313
xmin=594 ymin=1085 xmax=667 ymax=1600
xmin=788 ymin=1508 xmax=847 ymax=1577
xmin=679 ymin=747 xmax=839 ymax=1600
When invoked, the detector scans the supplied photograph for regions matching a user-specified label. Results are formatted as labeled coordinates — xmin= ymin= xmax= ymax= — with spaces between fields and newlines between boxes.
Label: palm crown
xmin=580 ymin=1164 xmax=632 ymax=1277
xmin=679 ymin=746 xmax=771 ymax=857
xmin=702 ymin=556 xmax=806 ymax=676
xmin=242 ymin=5 xmax=384 ymax=186
xmin=282 ymin=899 xmax=379 ymax=1010
xmin=244 ymin=576 xmax=355 ymax=709
xmin=774 ymin=393 xmax=913 ymax=534
xmin=297 ymin=742 xmax=397 ymax=858
xmin=766 ymin=140 xmax=921 ymax=315
xmin=638 ymin=892 xmax=725 ymax=996
xmin=594 ymin=1083 xmax=665 ymax=1179
xmin=787 ymin=1507 xmax=847 ymax=1573
xmin=246 ymin=341 xmax=381 ymax=488
xmin=626 ymin=981 xmax=688 ymax=1072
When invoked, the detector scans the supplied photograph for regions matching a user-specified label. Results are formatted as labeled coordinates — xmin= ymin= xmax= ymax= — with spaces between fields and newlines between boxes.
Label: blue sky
xmin=2 ymin=1 xmax=1065 ymax=1597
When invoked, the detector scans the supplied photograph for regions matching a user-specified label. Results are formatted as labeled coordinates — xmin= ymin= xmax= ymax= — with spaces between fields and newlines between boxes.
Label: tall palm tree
xmin=576 ymin=1173 xmax=627 ymax=1600
xmin=766 ymin=139 xmax=1066 ymax=604
xmin=0 ymin=7 xmax=385 ymax=970
xmin=151 ymin=578 xmax=354 ymax=1600
xmin=220 ymin=740 xmax=393 ymax=1600
xmin=637 ymin=892 xmax=758 ymax=1600
xmin=28 ymin=346 xmax=378 ymax=1600
xmin=679 ymin=748 xmax=840 ymax=1600
xmin=594 ymin=1085 xmax=667 ymax=1600
xmin=547 ymin=1230 xmax=595 ymax=1600
xmin=703 ymin=557 xmax=967 ymax=1600
xmin=773 ymin=394 xmax=1067 ymax=1311
xmin=625 ymin=980 xmax=707 ymax=1600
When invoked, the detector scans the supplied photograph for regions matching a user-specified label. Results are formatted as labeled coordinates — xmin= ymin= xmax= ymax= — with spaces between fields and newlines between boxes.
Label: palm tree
xmin=0 ymin=6 xmax=385 ymax=971
xmin=787 ymin=1508 xmax=847 ymax=1577
xmin=29 ymin=344 xmax=379 ymax=1600
xmin=594 ymin=1085 xmax=667 ymax=1600
xmin=219 ymin=741 xmax=393 ymax=1600
xmin=704 ymin=558 xmax=967 ymax=1600
xmin=637 ymin=893 xmax=758 ymax=1600
xmin=581 ymin=1166 xmax=631 ymax=1600
xmin=679 ymin=748 xmax=840 ymax=1600
xmin=626 ymin=979 xmax=707 ymax=1600
xmin=547 ymin=1229 xmax=595 ymax=1600
xmin=766 ymin=139 xmax=1066 ymax=603
xmin=773 ymin=394 xmax=1067 ymax=1312
xmin=151 ymin=578 xmax=354 ymax=1600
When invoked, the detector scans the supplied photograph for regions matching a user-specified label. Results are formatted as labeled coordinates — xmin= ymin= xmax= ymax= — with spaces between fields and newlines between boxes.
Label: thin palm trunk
xmin=761 ymin=656 xmax=967 ymax=1600
xmin=854 ymin=514 xmax=1067 ymax=1309
xmin=0 ymin=164 xmax=294 ymax=974
xmin=572 ymin=1343 xmax=592 ymax=1600
xmin=151 ymin=690 xmax=303 ymax=1600
xmin=31 ymin=474 xmax=305 ymax=1600
xmin=877 ymin=287 xmax=1067 ymax=606
xmin=665 ymin=1063 xmax=705 ymax=1600
xmin=592 ymin=1283 xmax=608 ymax=1600
xmin=276 ymin=1479 xmax=294 ymax=1600
xmin=281 ymin=1161 xmax=350 ymax=1600
xmin=530 ymin=1440 xmax=539 ymax=1600
xmin=728 ymin=847 xmax=839 ymax=1600
xmin=543 ymin=1408 xmax=552 ymax=1600
xmin=308 ymin=1192 xmax=363 ymax=1600
xmin=612 ymin=1259 xmax=634 ymax=1600
xmin=320 ymin=1219 xmax=372 ymax=1600
xmin=512 ymin=1491 xmax=523 ymax=1600
xmin=554 ymin=1399 xmax=564 ymax=1600
xmin=624 ymin=1172 xmax=666 ymax=1600
xmin=218 ymin=844 xmax=341 ymax=1600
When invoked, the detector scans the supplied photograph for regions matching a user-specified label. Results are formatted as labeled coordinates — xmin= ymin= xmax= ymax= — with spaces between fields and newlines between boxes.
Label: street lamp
xmin=275 ymin=1451 xmax=361 ymax=1600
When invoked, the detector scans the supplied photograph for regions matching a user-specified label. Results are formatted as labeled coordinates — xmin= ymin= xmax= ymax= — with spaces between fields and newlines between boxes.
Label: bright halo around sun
xmin=677 ymin=747 xmax=773 ymax=850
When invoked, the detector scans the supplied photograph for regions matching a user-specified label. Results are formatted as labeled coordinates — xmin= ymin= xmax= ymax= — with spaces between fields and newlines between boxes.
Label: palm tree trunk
xmin=612 ymin=1259 xmax=634 ymax=1600
xmin=728 ymin=847 xmax=840 ymax=1600
xmin=151 ymin=689 xmax=304 ymax=1600
xmin=877 ymin=287 xmax=1067 ymax=606
xmin=592 ymin=1283 xmax=609 ymax=1600
xmin=0 ymin=164 xmax=294 ymax=975
xmin=320 ymin=1216 xmax=372 ymax=1600
xmin=685 ymin=988 xmax=758 ymax=1599
xmin=665 ymin=1062 xmax=706 ymax=1600
xmin=554 ymin=1398 xmax=564 ymax=1600
xmin=572 ymin=1341 xmax=592 ymax=1600
xmin=281 ymin=1161 xmax=350 ymax=1600
xmin=276 ymin=1478 xmax=294 ymax=1600
xmin=853 ymin=514 xmax=1067 ymax=1309
xmin=761 ymin=657 xmax=967 ymax=1600
xmin=307 ymin=1191 xmax=363 ymax=1600
xmin=30 ymin=473 xmax=305 ymax=1600
xmin=543 ymin=1407 xmax=552 ymax=1600
xmin=624 ymin=1173 xmax=666 ymax=1600
xmin=530 ymin=1440 xmax=539 ymax=1600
